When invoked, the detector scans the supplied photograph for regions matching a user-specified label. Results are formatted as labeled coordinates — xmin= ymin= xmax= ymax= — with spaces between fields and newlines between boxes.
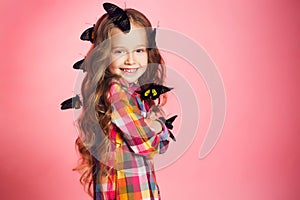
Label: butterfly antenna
xmin=157 ymin=21 xmax=160 ymax=29
xmin=124 ymin=1 xmax=127 ymax=9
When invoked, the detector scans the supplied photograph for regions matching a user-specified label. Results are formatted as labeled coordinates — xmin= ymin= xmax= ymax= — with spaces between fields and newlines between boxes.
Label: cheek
xmin=108 ymin=63 xmax=118 ymax=74
xmin=109 ymin=58 xmax=122 ymax=69
xmin=140 ymin=65 xmax=148 ymax=74
xmin=139 ymin=54 xmax=148 ymax=66
xmin=110 ymin=54 xmax=125 ymax=66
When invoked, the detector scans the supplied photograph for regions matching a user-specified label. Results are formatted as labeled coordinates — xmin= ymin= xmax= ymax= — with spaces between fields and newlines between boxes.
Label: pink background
xmin=0 ymin=0 xmax=299 ymax=199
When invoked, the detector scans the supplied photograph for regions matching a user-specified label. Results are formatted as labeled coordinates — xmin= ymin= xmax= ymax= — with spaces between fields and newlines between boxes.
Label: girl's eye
xmin=136 ymin=48 xmax=145 ymax=53
xmin=113 ymin=49 xmax=126 ymax=54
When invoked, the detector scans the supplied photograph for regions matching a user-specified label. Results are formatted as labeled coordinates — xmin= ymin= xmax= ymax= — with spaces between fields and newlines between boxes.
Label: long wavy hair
xmin=73 ymin=8 xmax=167 ymax=197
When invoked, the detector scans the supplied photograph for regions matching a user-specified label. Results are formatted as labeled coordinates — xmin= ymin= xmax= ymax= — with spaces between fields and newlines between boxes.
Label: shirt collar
xmin=115 ymin=78 xmax=140 ymax=94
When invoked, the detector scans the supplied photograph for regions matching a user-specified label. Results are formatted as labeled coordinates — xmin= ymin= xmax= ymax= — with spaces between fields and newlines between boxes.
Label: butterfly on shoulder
xmin=60 ymin=95 xmax=82 ymax=110
xmin=136 ymin=83 xmax=173 ymax=101
xmin=103 ymin=2 xmax=130 ymax=32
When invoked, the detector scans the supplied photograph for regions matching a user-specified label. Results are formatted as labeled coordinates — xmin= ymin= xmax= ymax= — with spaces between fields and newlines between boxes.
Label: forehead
xmin=110 ymin=25 xmax=147 ymax=48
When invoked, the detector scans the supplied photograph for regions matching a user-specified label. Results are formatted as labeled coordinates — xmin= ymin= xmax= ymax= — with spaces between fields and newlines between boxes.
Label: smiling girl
xmin=73 ymin=3 xmax=172 ymax=200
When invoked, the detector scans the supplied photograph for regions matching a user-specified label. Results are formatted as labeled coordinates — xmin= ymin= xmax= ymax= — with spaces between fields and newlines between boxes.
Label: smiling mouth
xmin=120 ymin=68 xmax=138 ymax=73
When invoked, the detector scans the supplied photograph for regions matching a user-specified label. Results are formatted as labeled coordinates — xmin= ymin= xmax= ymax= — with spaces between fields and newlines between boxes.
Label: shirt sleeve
xmin=109 ymin=82 xmax=169 ymax=158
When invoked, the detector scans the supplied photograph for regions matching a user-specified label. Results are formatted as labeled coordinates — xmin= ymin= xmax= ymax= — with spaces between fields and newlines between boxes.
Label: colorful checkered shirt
xmin=94 ymin=78 xmax=170 ymax=200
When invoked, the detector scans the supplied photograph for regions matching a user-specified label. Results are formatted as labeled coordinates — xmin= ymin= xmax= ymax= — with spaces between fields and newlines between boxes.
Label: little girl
xmin=70 ymin=3 xmax=173 ymax=200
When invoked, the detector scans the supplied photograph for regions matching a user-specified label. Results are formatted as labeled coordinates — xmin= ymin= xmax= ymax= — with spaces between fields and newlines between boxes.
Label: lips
xmin=120 ymin=68 xmax=138 ymax=73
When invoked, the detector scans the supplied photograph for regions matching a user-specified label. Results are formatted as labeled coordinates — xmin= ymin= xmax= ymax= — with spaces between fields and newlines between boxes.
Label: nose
xmin=124 ymin=52 xmax=135 ymax=65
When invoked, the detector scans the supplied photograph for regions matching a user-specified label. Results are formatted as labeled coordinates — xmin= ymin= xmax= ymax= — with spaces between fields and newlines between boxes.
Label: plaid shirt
xmin=94 ymin=78 xmax=170 ymax=200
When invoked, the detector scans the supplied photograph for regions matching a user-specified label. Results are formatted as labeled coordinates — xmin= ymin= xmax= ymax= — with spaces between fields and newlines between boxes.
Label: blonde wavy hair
xmin=73 ymin=8 xmax=167 ymax=197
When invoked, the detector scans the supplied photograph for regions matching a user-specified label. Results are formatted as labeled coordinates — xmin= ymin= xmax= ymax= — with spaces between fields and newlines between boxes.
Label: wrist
xmin=147 ymin=119 xmax=163 ymax=133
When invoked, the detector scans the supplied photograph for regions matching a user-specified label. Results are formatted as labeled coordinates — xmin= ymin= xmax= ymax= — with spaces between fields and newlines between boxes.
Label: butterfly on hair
xmin=103 ymin=2 xmax=130 ymax=33
xmin=136 ymin=83 xmax=173 ymax=101
xmin=80 ymin=25 xmax=95 ymax=43
xmin=60 ymin=94 xmax=82 ymax=110
xmin=73 ymin=58 xmax=86 ymax=72
xmin=148 ymin=28 xmax=157 ymax=49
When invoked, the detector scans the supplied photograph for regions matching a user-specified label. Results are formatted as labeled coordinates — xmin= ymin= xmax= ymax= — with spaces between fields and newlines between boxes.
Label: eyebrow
xmin=111 ymin=44 xmax=147 ymax=49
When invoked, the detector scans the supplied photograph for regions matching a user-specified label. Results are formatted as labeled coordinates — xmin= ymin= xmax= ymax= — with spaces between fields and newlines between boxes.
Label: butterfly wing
xmin=80 ymin=26 xmax=95 ymax=43
xmin=168 ymin=130 xmax=176 ymax=142
xmin=165 ymin=115 xmax=178 ymax=129
xmin=150 ymin=84 xmax=173 ymax=100
xmin=136 ymin=89 xmax=149 ymax=100
xmin=60 ymin=95 xmax=82 ymax=110
xmin=117 ymin=16 xmax=130 ymax=32
xmin=166 ymin=115 xmax=178 ymax=142
xmin=136 ymin=84 xmax=173 ymax=100
xmin=156 ymin=85 xmax=173 ymax=95
xmin=148 ymin=28 xmax=157 ymax=49
xmin=158 ymin=116 xmax=177 ymax=142
xmin=103 ymin=3 xmax=130 ymax=32
xmin=73 ymin=59 xmax=85 ymax=72
xmin=60 ymin=98 xmax=72 ymax=110
xmin=73 ymin=95 xmax=82 ymax=109
xmin=136 ymin=84 xmax=155 ymax=100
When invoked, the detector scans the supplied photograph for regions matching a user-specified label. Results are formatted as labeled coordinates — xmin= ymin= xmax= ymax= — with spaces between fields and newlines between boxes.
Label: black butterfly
xmin=60 ymin=95 xmax=82 ymax=110
xmin=73 ymin=58 xmax=86 ymax=72
xmin=148 ymin=28 xmax=157 ymax=49
xmin=159 ymin=115 xmax=178 ymax=142
xmin=136 ymin=84 xmax=173 ymax=100
xmin=80 ymin=25 xmax=95 ymax=43
xmin=165 ymin=115 xmax=177 ymax=130
xmin=103 ymin=2 xmax=130 ymax=32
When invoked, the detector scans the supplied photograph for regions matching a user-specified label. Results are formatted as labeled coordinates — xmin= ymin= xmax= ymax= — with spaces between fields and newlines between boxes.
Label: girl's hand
xmin=146 ymin=105 xmax=166 ymax=120
xmin=145 ymin=119 xmax=163 ymax=133
xmin=145 ymin=105 xmax=166 ymax=133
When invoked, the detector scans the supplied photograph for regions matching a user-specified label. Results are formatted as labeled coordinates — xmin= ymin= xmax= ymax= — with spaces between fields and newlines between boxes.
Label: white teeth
xmin=121 ymin=68 xmax=138 ymax=73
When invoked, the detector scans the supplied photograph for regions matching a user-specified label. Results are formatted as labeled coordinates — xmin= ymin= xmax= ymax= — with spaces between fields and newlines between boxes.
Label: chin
xmin=123 ymin=77 xmax=138 ymax=83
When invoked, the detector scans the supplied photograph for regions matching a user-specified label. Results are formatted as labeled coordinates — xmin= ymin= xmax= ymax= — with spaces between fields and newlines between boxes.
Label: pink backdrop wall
xmin=0 ymin=0 xmax=299 ymax=199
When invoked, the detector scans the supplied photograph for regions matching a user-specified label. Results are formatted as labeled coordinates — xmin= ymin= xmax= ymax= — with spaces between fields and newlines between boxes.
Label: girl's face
xmin=109 ymin=23 xmax=148 ymax=83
